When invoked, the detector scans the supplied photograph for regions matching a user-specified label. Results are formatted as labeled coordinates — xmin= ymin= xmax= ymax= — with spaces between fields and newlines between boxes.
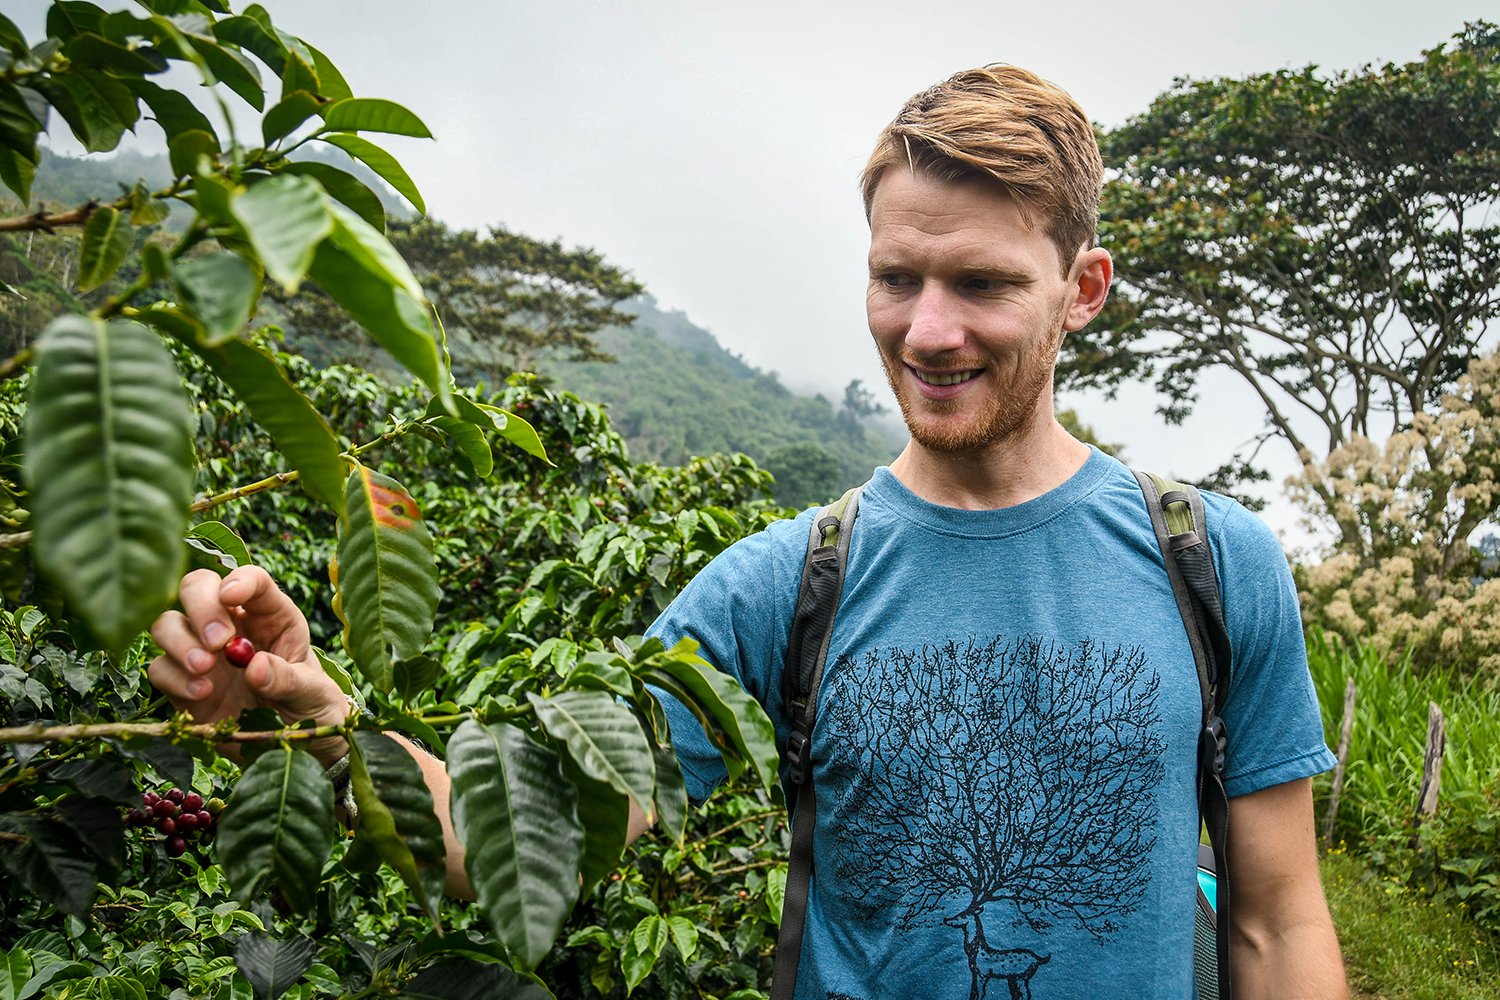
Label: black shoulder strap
xmin=772 ymin=485 xmax=862 ymax=1000
xmin=1134 ymin=470 xmax=1234 ymax=1000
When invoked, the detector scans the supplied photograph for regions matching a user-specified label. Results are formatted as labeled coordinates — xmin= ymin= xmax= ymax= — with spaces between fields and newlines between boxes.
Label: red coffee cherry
xmin=224 ymin=636 xmax=256 ymax=669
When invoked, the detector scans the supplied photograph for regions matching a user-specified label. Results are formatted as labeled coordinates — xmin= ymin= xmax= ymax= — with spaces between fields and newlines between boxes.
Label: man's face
xmin=865 ymin=169 xmax=1091 ymax=455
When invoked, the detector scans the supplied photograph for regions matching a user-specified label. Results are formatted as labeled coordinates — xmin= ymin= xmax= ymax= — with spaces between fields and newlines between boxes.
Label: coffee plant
xmin=0 ymin=3 xmax=784 ymax=997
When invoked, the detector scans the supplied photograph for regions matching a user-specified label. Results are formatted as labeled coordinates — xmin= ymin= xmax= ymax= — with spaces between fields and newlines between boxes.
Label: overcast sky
xmin=15 ymin=0 xmax=1487 ymax=545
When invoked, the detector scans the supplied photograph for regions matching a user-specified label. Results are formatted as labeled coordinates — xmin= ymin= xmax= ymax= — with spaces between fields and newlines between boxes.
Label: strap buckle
xmin=784 ymin=730 xmax=811 ymax=787
xmin=1199 ymin=715 xmax=1227 ymax=778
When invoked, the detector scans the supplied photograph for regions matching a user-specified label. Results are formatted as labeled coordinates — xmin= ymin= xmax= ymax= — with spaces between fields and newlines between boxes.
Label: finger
xmin=147 ymin=653 xmax=213 ymax=705
xmin=178 ymin=568 xmax=236 ymax=651
xmin=219 ymin=566 xmax=311 ymax=651
xmin=149 ymin=611 xmax=218 ymax=675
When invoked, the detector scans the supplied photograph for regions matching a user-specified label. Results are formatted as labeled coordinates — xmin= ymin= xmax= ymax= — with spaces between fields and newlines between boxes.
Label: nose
xmin=904 ymin=285 xmax=967 ymax=358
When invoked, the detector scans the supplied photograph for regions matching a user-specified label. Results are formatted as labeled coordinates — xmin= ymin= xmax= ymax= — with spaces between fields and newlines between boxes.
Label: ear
xmin=1062 ymin=247 xmax=1112 ymax=332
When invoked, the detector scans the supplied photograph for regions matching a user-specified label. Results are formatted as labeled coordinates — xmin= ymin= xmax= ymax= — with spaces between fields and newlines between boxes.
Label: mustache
xmin=898 ymin=350 xmax=988 ymax=371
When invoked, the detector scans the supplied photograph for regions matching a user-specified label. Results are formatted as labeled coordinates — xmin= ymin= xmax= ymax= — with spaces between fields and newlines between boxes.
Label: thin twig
xmin=0 ymin=203 xmax=99 ymax=234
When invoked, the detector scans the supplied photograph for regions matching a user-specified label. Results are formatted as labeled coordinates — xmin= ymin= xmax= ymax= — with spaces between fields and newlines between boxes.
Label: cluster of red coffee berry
xmin=126 ymin=788 xmax=224 ymax=857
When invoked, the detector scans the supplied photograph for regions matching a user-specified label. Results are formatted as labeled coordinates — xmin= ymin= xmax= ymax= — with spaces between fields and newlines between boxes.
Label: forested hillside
xmin=549 ymin=295 xmax=901 ymax=505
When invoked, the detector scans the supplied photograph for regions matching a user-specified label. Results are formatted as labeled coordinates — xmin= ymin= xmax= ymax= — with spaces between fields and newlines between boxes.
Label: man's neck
xmin=886 ymin=421 xmax=1092 ymax=511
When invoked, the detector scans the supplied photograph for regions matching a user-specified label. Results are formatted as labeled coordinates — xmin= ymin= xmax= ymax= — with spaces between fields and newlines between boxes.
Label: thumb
xmin=244 ymin=648 xmax=351 ymax=729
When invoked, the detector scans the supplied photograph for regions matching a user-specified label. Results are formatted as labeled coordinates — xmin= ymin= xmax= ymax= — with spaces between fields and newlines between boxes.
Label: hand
xmin=149 ymin=566 xmax=352 ymax=764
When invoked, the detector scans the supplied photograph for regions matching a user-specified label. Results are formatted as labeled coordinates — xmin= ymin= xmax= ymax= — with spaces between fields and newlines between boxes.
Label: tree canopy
xmin=1072 ymin=21 xmax=1500 ymax=534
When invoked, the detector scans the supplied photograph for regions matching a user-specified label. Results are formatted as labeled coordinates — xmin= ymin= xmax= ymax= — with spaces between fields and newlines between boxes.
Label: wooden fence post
xmin=1321 ymin=678 xmax=1356 ymax=848
xmin=1412 ymin=701 xmax=1445 ymax=844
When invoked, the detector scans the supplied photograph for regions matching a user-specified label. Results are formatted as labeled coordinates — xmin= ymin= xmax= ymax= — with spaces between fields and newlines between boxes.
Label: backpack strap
xmin=771 ymin=484 xmax=863 ymax=1000
xmin=1133 ymin=470 xmax=1234 ymax=1000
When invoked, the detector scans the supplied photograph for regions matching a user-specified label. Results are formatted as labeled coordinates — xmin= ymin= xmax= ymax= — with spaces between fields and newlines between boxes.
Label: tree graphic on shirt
xmin=822 ymin=635 xmax=1165 ymax=951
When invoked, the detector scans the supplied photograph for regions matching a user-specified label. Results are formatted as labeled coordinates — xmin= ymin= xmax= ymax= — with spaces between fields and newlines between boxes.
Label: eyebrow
xmin=867 ymin=257 xmax=1035 ymax=284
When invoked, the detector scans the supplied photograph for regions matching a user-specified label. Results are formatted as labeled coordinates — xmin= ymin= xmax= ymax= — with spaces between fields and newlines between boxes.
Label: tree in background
xmin=1291 ymin=348 xmax=1500 ymax=674
xmin=1072 ymin=22 xmax=1500 ymax=535
xmin=280 ymin=217 xmax=643 ymax=385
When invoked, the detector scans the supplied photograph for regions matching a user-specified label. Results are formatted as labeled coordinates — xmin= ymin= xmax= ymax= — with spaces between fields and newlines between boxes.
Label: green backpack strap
xmin=1134 ymin=470 xmax=1234 ymax=1000
xmin=772 ymin=484 xmax=864 ymax=1000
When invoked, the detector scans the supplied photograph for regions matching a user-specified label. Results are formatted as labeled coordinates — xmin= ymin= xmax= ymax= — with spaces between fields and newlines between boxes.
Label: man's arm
xmin=1225 ymin=777 xmax=1348 ymax=999
xmin=397 ymin=734 xmax=655 ymax=900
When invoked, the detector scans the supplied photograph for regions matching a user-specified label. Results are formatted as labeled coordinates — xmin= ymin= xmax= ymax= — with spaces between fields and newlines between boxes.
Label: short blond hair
xmin=861 ymin=65 xmax=1103 ymax=271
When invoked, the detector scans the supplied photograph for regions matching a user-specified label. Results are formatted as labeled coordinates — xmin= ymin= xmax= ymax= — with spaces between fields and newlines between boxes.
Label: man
xmin=150 ymin=65 xmax=1348 ymax=998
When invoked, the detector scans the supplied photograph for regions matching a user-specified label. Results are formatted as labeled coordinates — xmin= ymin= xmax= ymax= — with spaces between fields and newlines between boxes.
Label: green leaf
xmin=317 ymin=132 xmax=425 ymax=214
xmin=262 ymin=90 xmax=320 ymax=145
xmin=212 ymin=15 xmax=284 ymax=74
xmin=189 ymin=34 xmax=265 ymax=110
xmin=765 ymin=865 xmax=787 ymax=926
xmin=169 ymin=128 xmax=219 ymax=180
xmin=0 ymin=143 xmax=38 ymax=205
xmin=392 ymin=653 xmax=443 ymax=704
xmin=326 ymin=202 xmax=423 ymax=300
xmin=446 ymin=720 xmax=582 ymax=970
xmin=401 ymin=957 xmax=553 ymax=1000
xmin=65 ymin=30 xmax=168 ymax=73
xmin=349 ymin=731 xmax=446 ymax=923
xmin=0 ymin=948 xmax=31 ymax=1000
xmin=22 ymin=316 xmax=193 ymax=655
xmin=172 ymin=251 xmax=259 ymax=343
xmin=188 ymin=521 xmax=249 ymax=568
xmin=0 ymin=815 xmax=97 ymax=916
xmin=650 ymin=744 xmax=688 ymax=847
xmin=28 ymin=73 xmax=130 ymax=153
xmin=233 ymin=933 xmax=316 ymax=1000
xmin=621 ymin=916 xmax=668 ymax=994
xmin=529 ymin=691 xmax=654 ymax=812
xmin=130 ymin=76 xmax=219 ymax=145
xmin=476 ymin=403 xmax=550 ymax=463
xmin=320 ymin=97 xmax=431 ymax=138
xmin=641 ymin=639 xmax=778 ymax=793
xmin=0 ymin=84 xmax=42 ymax=157
xmin=230 ymin=174 xmax=331 ymax=293
xmin=216 ymin=747 xmax=335 ymax=912
xmin=559 ymin=758 xmax=629 ymax=896
xmin=77 ymin=205 xmax=133 ymax=292
xmin=186 ymin=338 xmax=347 ymax=511
xmin=303 ymin=43 xmax=351 ymax=101
xmin=281 ymin=161 xmax=384 ymax=230
xmin=306 ymin=242 xmax=451 ymax=409
xmin=278 ymin=48 xmax=320 ymax=103
xmin=332 ymin=466 xmax=440 ymax=691
xmin=425 ymin=416 xmax=492 ymax=477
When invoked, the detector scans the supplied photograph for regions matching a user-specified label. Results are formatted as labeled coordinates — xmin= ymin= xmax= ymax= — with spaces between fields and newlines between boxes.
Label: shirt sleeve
xmin=1210 ymin=498 xmax=1336 ymax=797
xmin=645 ymin=513 xmax=809 ymax=803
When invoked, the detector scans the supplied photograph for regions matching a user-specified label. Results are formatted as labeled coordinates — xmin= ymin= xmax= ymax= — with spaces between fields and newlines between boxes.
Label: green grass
xmin=1324 ymin=850 xmax=1500 ymax=999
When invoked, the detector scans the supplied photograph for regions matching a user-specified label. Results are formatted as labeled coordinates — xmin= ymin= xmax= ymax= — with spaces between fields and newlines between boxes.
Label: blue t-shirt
xmin=647 ymin=448 xmax=1334 ymax=1000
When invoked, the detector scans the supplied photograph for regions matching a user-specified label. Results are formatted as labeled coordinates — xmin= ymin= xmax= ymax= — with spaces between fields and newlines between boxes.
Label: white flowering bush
xmin=1291 ymin=350 xmax=1500 ymax=674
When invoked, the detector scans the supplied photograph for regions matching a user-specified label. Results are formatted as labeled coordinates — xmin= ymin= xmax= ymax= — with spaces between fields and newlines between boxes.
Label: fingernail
xmin=202 ymin=623 xmax=227 ymax=647
xmin=188 ymin=649 xmax=214 ymax=671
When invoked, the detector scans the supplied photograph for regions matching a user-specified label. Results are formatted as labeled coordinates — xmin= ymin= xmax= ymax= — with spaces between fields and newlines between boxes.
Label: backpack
xmin=771 ymin=471 xmax=1232 ymax=1000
